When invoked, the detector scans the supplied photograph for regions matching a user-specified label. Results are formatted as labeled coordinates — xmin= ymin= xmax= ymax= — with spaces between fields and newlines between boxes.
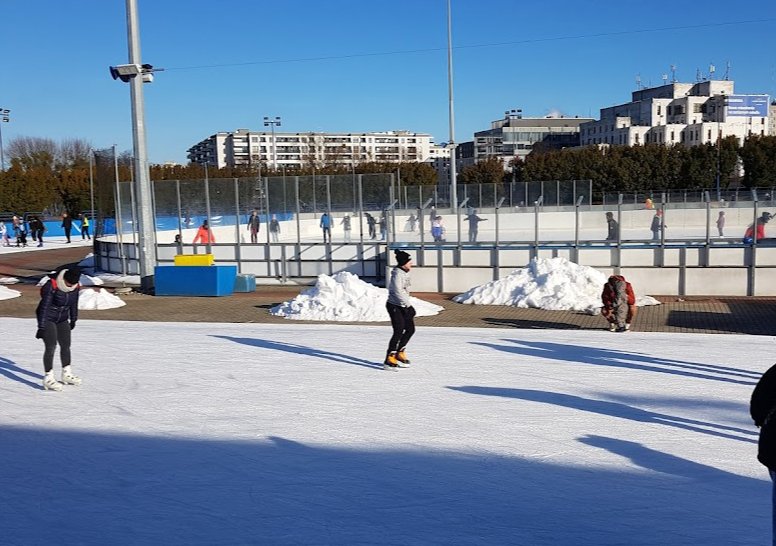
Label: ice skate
xmin=43 ymin=372 xmax=63 ymax=392
xmin=608 ymin=323 xmax=617 ymax=332
xmin=625 ymin=323 xmax=631 ymax=331
xmin=396 ymin=350 xmax=411 ymax=367
xmin=383 ymin=353 xmax=400 ymax=371
xmin=61 ymin=366 xmax=82 ymax=386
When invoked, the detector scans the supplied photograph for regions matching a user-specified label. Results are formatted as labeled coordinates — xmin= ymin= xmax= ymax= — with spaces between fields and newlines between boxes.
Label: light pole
xmin=446 ymin=0 xmax=458 ymax=211
xmin=0 ymin=109 xmax=10 ymax=171
xmin=263 ymin=116 xmax=281 ymax=171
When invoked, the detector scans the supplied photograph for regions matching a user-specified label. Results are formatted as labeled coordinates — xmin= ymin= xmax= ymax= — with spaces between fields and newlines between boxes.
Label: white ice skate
xmin=61 ymin=366 xmax=82 ymax=386
xmin=43 ymin=372 xmax=63 ymax=392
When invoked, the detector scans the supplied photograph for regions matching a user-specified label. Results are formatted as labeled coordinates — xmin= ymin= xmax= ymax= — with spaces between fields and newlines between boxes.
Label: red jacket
xmin=601 ymin=275 xmax=635 ymax=308
xmin=744 ymin=222 xmax=766 ymax=241
xmin=193 ymin=225 xmax=215 ymax=244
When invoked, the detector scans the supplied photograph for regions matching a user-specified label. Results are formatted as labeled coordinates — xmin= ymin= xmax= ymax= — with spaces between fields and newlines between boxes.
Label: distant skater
xmin=341 ymin=214 xmax=352 ymax=243
xmin=320 ymin=212 xmax=332 ymax=243
xmin=61 ymin=212 xmax=73 ymax=244
xmin=247 ymin=209 xmax=261 ymax=243
xmin=716 ymin=211 xmax=726 ymax=237
xmin=193 ymin=220 xmax=215 ymax=245
xmin=466 ymin=210 xmax=488 ymax=242
xmin=36 ymin=267 xmax=83 ymax=391
xmin=605 ymin=212 xmax=619 ymax=241
xmin=384 ymin=249 xmax=415 ymax=370
xmin=269 ymin=214 xmax=281 ymax=243
xmin=80 ymin=213 xmax=91 ymax=240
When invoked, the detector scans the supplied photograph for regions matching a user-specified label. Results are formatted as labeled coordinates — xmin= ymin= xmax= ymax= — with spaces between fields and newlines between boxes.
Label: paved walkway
xmin=2 ymin=246 xmax=775 ymax=335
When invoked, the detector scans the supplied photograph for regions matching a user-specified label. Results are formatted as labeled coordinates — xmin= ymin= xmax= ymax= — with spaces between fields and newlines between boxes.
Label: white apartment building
xmin=187 ymin=130 xmax=438 ymax=170
xmin=475 ymin=111 xmax=594 ymax=167
xmin=581 ymin=80 xmax=770 ymax=147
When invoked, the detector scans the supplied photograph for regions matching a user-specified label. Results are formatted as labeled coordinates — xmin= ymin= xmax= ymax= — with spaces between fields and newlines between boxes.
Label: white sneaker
xmin=43 ymin=372 xmax=63 ymax=392
xmin=625 ymin=323 xmax=631 ymax=331
xmin=609 ymin=323 xmax=617 ymax=332
xmin=61 ymin=366 xmax=82 ymax=386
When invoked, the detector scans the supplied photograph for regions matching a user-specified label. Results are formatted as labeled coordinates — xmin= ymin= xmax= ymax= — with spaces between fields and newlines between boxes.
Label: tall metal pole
xmin=446 ymin=0 xmax=458 ymax=211
xmin=125 ymin=0 xmax=156 ymax=291
xmin=88 ymin=151 xmax=95 ymax=219
xmin=0 ymin=109 xmax=10 ymax=171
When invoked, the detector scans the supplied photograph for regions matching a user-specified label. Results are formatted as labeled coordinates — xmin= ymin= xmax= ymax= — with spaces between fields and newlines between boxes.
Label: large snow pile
xmin=453 ymin=257 xmax=660 ymax=313
xmin=78 ymin=287 xmax=126 ymax=310
xmin=0 ymin=286 xmax=21 ymax=300
xmin=271 ymin=272 xmax=444 ymax=321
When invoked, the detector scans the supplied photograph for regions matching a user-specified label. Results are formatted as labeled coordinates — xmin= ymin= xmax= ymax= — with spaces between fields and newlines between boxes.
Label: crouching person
xmin=601 ymin=275 xmax=636 ymax=332
xmin=35 ymin=267 xmax=83 ymax=391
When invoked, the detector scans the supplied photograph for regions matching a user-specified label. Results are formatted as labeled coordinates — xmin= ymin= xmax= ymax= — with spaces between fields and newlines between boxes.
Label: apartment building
xmin=187 ymin=130 xmax=437 ymax=169
xmin=580 ymin=80 xmax=770 ymax=147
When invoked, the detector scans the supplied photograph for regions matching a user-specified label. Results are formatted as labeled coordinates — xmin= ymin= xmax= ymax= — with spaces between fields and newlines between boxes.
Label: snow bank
xmin=453 ymin=257 xmax=661 ymax=313
xmin=271 ymin=272 xmax=444 ymax=321
xmin=0 ymin=286 xmax=21 ymax=300
xmin=0 ymin=277 xmax=20 ymax=284
xmin=78 ymin=288 xmax=126 ymax=310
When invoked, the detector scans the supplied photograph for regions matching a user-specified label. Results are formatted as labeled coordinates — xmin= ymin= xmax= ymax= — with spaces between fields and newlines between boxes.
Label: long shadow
xmin=212 ymin=335 xmax=381 ymax=370
xmin=448 ymin=386 xmax=757 ymax=443
xmin=483 ymin=318 xmax=583 ymax=330
xmin=0 ymin=427 xmax=768 ymax=545
xmin=0 ymin=356 xmax=42 ymax=390
xmin=472 ymin=338 xmax=759 ymax=385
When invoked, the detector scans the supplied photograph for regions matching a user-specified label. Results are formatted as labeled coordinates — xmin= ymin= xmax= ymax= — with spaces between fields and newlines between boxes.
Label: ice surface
xmin=271 ymin=271 xmax=444 ymax=321
xmin=454 ymin=257 xmax=661 ymax=313
xmin=0 ymin=317 xmax=770 ymax=545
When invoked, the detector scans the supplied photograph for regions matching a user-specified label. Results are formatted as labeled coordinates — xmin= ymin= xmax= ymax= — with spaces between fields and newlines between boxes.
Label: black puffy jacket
xmin=751 ymin=364 xmax=776 ymax=470
xmin=36 ymin=276 xmax=79 ymax=329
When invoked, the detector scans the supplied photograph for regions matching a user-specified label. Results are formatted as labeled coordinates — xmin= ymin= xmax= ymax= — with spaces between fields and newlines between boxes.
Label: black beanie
xmin=63 ymin=267 xmax=81 ymax=285
xmin=394 ymin=249 xmax=411 ymax=266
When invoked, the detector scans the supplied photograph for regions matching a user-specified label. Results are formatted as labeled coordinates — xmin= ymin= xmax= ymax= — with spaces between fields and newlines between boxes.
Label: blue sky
xmin=1 ymin=1 xmax=775 ymax=164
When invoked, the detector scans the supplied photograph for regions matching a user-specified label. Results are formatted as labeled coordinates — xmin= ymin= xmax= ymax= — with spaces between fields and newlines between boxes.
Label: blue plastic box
xmin=154 ymin=265 xmax=237 ymax=297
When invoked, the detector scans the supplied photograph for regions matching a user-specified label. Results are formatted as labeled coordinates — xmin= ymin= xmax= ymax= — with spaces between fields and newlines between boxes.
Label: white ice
xmin=271 ymin=271 xmax=444 ymax=321
xmin=0 ymin=317 xmax=769 ymax=545
xmin=454 ymin=257 xmax=661 ymax=313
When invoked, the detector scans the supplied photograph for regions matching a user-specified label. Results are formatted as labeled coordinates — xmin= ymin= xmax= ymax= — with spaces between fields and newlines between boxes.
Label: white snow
xmin=0 ymin=277 xmax=20 ymax=284
xmin=0 ymin=317 xmax=770 ymax=545
xmin=270 ymin=271 xmax=444 ymax=321
xmin=77 ymin=287 xmax=126 ymax=310
xmin=454 ymin=257 xmax=661 ymax=313
xmin=0 ymin=286 xmax=21 ymax=300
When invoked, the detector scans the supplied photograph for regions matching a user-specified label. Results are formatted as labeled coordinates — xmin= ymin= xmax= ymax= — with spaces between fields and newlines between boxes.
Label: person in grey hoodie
xmin=384 ymin=249 xmax=415 ymax=370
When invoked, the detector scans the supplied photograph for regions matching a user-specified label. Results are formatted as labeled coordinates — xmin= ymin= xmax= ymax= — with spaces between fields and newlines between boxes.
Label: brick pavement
xmin=2 ymin=245 xmax=775 ymax=335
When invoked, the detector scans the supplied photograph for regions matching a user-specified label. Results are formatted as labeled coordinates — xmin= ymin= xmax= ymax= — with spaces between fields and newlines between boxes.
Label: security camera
xmin=109 ymin=64 xmax=141 ymax=82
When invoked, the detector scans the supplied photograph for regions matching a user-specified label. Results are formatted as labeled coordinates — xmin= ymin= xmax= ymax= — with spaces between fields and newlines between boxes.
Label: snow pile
xmin=453 ymin=257 xmax=661 ymax=313
xmin=0 ymin=277 xmax=20 ymax=284
xmin=78 ymin=288 xmax=126 ymax=310
xmin=271 ymin=272 xmax=444 ymax=321
xmin=93 ymin=273 xmax=141 ymax=286
xmin=0 ymin=286 xmax=21 ymax=300
xmin=37 ymin=272 xmax=104 ymax=287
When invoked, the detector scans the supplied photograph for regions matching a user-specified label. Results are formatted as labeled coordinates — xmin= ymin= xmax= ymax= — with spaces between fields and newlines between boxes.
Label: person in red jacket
xmin=192 ymin=220 xmax=215 ymax=245
xmin=601 ymin=275 xmax=636 ymax=332
xmin=744 ymin=212 xmax=772 ymax=243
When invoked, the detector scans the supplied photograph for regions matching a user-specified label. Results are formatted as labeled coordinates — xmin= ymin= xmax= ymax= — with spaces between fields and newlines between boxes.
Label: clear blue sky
xmin=2 ymin=1 xmax=775 ymax=164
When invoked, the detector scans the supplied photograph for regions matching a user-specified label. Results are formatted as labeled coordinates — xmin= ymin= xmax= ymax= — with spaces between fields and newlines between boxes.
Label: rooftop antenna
xmin=635 ymin=73 xmax=642 ymax=90
xmin=696 ymin=68 xmax=703 ymax=82
xmin=723 ymin=61 xmax=731 ymax=81
xmin=670 ymin=64 xmax=677 ymax=83
xmin=709 ymin=63 xmax=716 ymax=79
xmin=662 ymin=73 xmax=669 ymax=85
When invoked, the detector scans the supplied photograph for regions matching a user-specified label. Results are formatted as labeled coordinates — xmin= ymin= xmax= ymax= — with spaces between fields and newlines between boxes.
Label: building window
xmin=667 ymin=106 xmax=672 ymax=116
xmin=657 ymin=105 xmax=662 ymax=115
xmin=707 ymin=130 xmax=711 ymax=141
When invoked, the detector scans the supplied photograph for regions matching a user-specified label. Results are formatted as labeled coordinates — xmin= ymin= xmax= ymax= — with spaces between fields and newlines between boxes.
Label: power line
xmin=164 ymin=18 xmax=776 ymax=72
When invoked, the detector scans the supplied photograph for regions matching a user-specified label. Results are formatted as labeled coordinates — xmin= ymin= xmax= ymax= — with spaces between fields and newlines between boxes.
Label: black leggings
xmin=386 ymin=303 xmax=416 ymax=355
xmin=42 ymin=321 xmax=71 ymax=373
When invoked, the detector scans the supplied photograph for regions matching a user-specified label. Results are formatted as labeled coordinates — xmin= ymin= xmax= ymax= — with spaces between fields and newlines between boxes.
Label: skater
xmin=744 ymin=212 xmax=772 ymax=244
xmin=0 ymin=220 xmax=9 ymax=246
xmin=340 ymin=214 xmax=352 ymax=243
xmin=269 ymin=214 xmax=281 ymax=243
xmin=650 ymin=210 xmax=666 ymax=241
xmin=35 ymin=267 xmax=83 ymax=391
xmin=466 ymin=210 xmax=488 ymax=242
xmin=80 ymin=213 xmax=91 ymax=240
xmin=431 ymin=216 xmax=446 ymax=242
xmin=247 ymin=209 xmax=261 ymax=244
xmin=716 ymin=211 xmax=726 ymax=237
xmin=61 ymin=212 xmax=73 ymax=244
xmin=384 ymin=249 xmax=415 ymax=370
xmin=379 ymin=214 xmax=387 ymax=241
xmin=29 ymin=216 xmax=39 ymax=243
xmin=320 ymin=212 xmax=332 ymax=243
xmin=13 ymin=216 xmax=27 ymax=247
xmin=605 ymin=212 xmax=619 ymax=241
xmin=192 ymin=220 xmax=215 ymax=245
xmin=365 ymin=212 xmax=377 ymax=240
xmin=174 ymin=234 xmax=183 ymax=254
xmin=34 ymin=216 xmax=46 ymax=246
xmin=601 ymin=275 xmax=636 ymax=332
xmin=407 ymin=213 xmax=417 ymax=233
xmin=750 ymin=363 xmax=776 ymax=546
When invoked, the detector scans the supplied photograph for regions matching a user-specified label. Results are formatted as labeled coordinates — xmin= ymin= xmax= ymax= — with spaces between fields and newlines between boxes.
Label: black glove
xmin=407 ymin=306 xmax=416 ymax=318
xmin=35 ymin=329 xmax=44 ymax=339
xmin=70 ymin=321 xmax=76 ymax=330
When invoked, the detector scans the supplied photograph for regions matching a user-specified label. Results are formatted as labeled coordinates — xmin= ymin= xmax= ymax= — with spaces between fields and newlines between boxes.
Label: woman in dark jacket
xmin=751 ymin=364 xmax=776 ymax=545
xmin=36 ymin=267 xmax=82 ymax=391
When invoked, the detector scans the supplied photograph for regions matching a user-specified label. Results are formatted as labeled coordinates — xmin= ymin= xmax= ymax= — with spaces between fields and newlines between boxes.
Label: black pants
xmin=42 ymin=321 xmax=72 ymax=373
xmin=386 ymin=303 xmax=416 ymax=355
xmin=36 ymin=229 xmax=45 ymax=244
xmin=64 ymin=227 xmax=71 ymax=243
xmin=82 ymin=226 xmax=91 ymax=240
